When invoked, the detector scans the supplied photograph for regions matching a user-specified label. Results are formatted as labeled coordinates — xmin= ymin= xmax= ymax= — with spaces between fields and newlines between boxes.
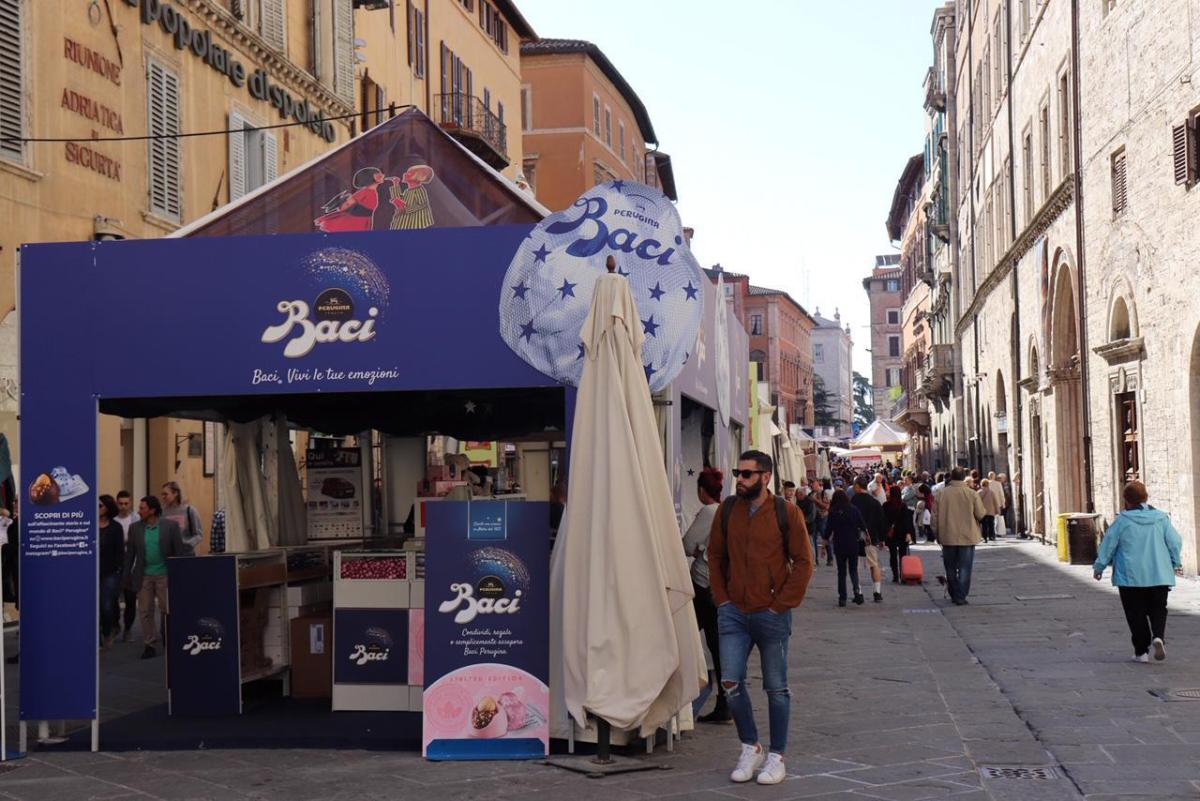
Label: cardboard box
xmin=291 ymin=613 xmax=332 ymax=699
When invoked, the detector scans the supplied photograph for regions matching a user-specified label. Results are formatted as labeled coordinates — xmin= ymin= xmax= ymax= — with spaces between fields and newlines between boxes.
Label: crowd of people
xmin=680 ymin=447 xmax=1189 ymax=786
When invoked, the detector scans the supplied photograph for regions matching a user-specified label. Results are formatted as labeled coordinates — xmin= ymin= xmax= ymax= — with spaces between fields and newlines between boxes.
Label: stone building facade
xmin=862 ymin=255 xmax=903 ymax=421
xmin=810 ymin=309 xmax=855 ymax=439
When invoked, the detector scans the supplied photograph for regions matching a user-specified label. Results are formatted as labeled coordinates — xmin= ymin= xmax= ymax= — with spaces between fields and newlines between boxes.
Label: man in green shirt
xmin=124 ymin=495 xmax=186 ymax=659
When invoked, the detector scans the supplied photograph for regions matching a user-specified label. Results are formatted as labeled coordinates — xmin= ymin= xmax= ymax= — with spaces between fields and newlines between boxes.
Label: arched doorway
xmin=996 ymin=371 xmax=1010 ymax=478
xmin=1028 ymin=344 xmax=1046 ymax=537
xmin=1050 ymin=261 xmax=1087 ymax=513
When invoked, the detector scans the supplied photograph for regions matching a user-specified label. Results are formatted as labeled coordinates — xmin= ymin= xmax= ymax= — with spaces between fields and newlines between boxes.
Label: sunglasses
xmin=733 ymin=469 xmax=765 ymax=479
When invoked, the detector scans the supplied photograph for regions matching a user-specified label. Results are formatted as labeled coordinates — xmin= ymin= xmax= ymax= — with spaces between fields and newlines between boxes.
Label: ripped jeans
xmin=717 ymin=602 xmax=791 ymax=754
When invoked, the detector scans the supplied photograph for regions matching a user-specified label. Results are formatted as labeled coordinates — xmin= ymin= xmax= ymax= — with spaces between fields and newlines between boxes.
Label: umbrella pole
xmin=594 ymin=718 xmax=612 ymax=765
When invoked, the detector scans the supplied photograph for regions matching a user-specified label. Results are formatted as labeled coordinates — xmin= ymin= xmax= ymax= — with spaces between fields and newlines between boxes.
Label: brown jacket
xmin=707 ymin=492 xmax=815 ymax=613
xmin=980 ymin=486 xmax=1002 ymax=516
xmin=934 ymin=480 xmax=985 ymax=546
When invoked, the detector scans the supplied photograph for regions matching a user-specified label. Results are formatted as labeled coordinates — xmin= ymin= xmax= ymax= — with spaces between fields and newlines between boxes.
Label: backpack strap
xmin=719 ymin=496 xmax=737 ymax=539
xmin=774 ymin=496 xmax=791 ymax=562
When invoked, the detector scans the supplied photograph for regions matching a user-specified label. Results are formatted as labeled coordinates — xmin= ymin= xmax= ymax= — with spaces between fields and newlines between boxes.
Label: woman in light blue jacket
xmin=1093 ymin=481 xmax=1183 ymax=663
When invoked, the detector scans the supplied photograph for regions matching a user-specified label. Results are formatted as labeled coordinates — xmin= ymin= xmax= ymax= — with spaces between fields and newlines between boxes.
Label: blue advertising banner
xmin=333 ymin=609 xmax=409 ymax=685
xmin=19 ymin=244 xmax=98 ymax=721
xmin=167 ymin=556 xmax=241 ymax=717
xmin=423 ymin=501 xmax=549 ymax=760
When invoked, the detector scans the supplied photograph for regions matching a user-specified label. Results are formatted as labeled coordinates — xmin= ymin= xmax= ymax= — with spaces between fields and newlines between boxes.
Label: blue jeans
xmin=100 ymin=572 xmax=122 ymax=638
xmin=941 ymin=545 xmax=976 ymax=602
xmin=836 ymin=553 xmax=860 ymax=601
xmin=717 ymin=603 xmax=791 ymax=754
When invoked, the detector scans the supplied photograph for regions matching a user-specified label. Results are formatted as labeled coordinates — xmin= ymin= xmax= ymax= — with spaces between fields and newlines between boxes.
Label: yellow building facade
xmin=0 ymin=0 xmax=533 ymax=538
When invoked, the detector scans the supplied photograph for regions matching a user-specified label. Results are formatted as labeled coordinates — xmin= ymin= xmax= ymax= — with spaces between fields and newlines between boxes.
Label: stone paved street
xmin=3 ymin=537 xmax=1200 ymax=800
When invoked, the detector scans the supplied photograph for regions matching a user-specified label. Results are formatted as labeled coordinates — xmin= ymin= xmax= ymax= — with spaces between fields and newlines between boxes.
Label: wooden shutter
xmin=1111 ymin=149 xmax=1128 ymax=214
xmin=0 ymin=0 xmax=22 ymax=161
xmin=263 ymin=131 xmax=278 ymax=183
xmin=261 ymin=0 xmax=286 ymax=52
xmin=1173 ymin=119 xmax=1196 ymax=186
xmin=405 ymin=1 xmax=413 ymax=65
xmin=148 ymin=61 xmax=182 ymax=220
xmin=228 ymin=111 xmax=247 ymax=202
xmin=334 ymin=0 xmax=354 ymax=102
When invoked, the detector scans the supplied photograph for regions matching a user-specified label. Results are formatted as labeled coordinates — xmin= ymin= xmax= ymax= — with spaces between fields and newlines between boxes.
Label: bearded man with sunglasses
xmin=707 ymin=450 xmax=814 ymax=785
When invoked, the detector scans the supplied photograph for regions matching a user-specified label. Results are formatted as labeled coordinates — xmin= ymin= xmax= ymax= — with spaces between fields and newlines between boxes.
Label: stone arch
xmin=1049 ymin=249 xmax=1087 ymax=513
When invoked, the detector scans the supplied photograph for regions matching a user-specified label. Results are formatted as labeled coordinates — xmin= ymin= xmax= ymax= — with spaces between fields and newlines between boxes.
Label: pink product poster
xmin=422 ymin=664 xmax=549 ymax=755
xmin=408 ymin=609 xmax=425 ymax=686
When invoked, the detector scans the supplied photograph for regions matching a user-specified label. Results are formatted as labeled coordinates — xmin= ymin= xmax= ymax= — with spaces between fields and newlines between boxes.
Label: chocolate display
xmin=29 ymin=473 xmax=59 ymax=506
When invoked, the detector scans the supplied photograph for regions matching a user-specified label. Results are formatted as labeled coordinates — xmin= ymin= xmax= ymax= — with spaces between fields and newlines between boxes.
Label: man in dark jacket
xmin=708 ymin=450 xmax=814 ymax=786
xmin=851 ymin=475 xmax=887 ymax=602
xmin=125 ymin=495 xmax=186 ymax=659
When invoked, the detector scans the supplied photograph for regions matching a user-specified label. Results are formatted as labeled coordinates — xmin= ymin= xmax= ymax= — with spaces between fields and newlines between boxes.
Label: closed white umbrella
xmin=553 ymin=271 xmax=705 ymax=737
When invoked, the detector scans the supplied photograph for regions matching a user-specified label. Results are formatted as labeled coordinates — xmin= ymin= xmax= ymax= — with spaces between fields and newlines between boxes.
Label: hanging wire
xmin=0 ymin=105 xmax=417 ymax=145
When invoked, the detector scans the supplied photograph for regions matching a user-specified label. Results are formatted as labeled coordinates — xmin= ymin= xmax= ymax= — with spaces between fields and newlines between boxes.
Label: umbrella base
xmin=542 ymin=754 xmax=668 ymax=779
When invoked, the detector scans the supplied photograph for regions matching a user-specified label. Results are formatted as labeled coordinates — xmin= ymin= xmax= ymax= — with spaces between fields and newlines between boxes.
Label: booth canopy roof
xmin=852 ymin=419 xmax=909 ymax=448
xmin=176 ymin=109 xmax=548 ymax=238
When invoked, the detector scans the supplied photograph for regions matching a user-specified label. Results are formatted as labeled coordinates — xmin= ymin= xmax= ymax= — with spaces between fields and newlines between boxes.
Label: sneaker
xmin=1152 ymin=638 xmax=1166 ymax=661
xmin=1132 ymin=652 xmax=1149 ymax=663
xmin=140 ymin=646 xmax=157 ymax=660
xmin=873 ymin=592 xmax=883 ymax=603
xmin=853 ymin=594 xmax=865 ymax=605
xmin=756 ymin=753 xmax=787 ymax=785
xmin=730 ymin=743 xmax=765 ymax=783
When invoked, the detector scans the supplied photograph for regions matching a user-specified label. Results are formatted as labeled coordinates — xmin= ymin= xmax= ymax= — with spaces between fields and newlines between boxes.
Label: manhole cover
xmin=980 ymin=766 xmax=1058 ymax=780
xmin=1014 ymin=594 xmax=1074 ymax=601
xmin=1149 ymin=688 xmax=1200 ymax=701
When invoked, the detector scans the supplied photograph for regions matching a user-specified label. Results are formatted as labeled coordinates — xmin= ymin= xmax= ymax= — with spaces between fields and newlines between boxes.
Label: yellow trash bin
xmin=1056 ymin=513 xmax=1070 ymax=562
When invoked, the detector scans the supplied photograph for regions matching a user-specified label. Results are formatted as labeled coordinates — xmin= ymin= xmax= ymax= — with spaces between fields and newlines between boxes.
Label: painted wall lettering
xmin=60 ymin=90 xmax=125 ymax=134
xmin=64 ymin=142 xmax=122 ymax=181
xmin=63 ymin=38 xmax=121 ymax=86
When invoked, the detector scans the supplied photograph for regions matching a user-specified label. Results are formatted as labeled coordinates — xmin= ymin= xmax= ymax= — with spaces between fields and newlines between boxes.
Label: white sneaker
xmin=756 ymin=752 xmax=787 ymax=785
xmin=1132 ymin=652 xmax=1149 ymax=663
xmin=730 ymin=742 xmax=765 ymax=783
xmin=1152 ymin=638 xmax=1166 ymax=661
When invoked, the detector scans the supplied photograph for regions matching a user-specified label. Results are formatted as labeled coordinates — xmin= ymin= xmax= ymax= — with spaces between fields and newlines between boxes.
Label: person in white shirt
xmin=115 ymin=491 xmax=140 ymax=642
xmin=867 ymin=472 xmax=888 ymax=505
xmin=681 ymin=468 xmax=729 ymax=724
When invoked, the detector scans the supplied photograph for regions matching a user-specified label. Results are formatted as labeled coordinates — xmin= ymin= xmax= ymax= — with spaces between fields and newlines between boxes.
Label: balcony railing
xmin=433 ymin=93 xmax=509 ymax=168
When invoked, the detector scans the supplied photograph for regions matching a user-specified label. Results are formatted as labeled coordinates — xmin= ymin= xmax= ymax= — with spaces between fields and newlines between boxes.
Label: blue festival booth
xmin=15 ymin=109 xmax=746 ymax=754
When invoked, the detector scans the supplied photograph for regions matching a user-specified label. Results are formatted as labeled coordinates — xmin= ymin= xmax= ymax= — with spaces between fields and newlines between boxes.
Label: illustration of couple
xmin=314 ymin=164 xmax=435 ymax=232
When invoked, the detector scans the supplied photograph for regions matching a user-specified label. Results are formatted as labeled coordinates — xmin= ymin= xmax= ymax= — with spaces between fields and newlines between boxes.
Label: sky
xmin=516 ymin=0 xmax=943 ymax=374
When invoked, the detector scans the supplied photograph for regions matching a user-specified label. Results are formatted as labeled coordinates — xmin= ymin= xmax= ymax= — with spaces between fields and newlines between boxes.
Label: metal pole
xmin=593 ymin=717 xmax=612 ymax=765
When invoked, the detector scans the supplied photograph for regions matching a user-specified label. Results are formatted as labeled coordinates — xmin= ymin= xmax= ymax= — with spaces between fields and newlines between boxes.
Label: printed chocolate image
xmin=29 ymin=473 xmax=59 ymax=506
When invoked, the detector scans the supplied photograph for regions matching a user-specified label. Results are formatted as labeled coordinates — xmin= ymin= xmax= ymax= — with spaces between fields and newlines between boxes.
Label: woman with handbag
xmin=1093 ymin=481 xmax=1183 ymax=662
xmin=160 ymin=481 xmax=203 ymax=556
xmin=826 ymin=490 xmax=868 ymax=607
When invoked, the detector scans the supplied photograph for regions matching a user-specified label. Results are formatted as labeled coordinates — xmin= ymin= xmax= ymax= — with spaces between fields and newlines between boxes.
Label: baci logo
xmin=438 ymin=576 xmax=523 ymax=624
xmin=348 ymin=642 xmax=389 ymax=665
xmin=261 ymin=288 xmax=379 ymax=358
xmin=182 ymin=633 xmax=222 ymax=656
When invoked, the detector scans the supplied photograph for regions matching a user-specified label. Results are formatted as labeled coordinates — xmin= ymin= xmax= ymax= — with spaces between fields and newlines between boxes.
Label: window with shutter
xmin=333 ymin=0 xmax=354 ymax=103
xmin=406 ymin=1 xmax=413 ymax=65
xmin=413 ymin=8 xmax=425 ymax=78
xmin=228 ymin=111 xmax=247 ymax=202
xmin=1172 ymin=118 xmax=1197 ymax=186
xmin=263 ymin=131 xmax=278 ymax=183
xmin=148 ymin=61 xmax=182 ymax=220
xmin=1111 ymin=148 xmax=1128 ymax=215
xmin=260 ymin=0 xmax=286 ymax=52
xmin=0 ymin=0 xmax=23 ymax=163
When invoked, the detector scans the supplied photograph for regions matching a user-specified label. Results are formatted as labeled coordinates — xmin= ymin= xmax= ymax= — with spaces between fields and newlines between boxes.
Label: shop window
xmin=147 ymin=60 xmax=182 ymax=221
xmin=1117 ymin=392 xmax=1139 ymax=482
xmin=750 ymin=314 xmax=763 ymax=336
xmin=0 ymin=0 xmax=24 ymax=163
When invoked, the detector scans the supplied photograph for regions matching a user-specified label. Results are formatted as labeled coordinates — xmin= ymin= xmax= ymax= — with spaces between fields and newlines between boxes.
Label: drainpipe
xmin=1005 ymin=0 xmax=1026 ymax=532
xmin=965 ymin=8 xmax=978 ymax=470
xmin=1070 ymin=0 xmax=1095 ymax=512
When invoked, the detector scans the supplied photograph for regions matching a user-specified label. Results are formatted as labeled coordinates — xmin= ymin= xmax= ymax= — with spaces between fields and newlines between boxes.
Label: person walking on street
xmin=917 ymin=483 xmax=935 ymax=543
xmin=978 ymin=479 xmax=1001 ymax=543
xmin=812 ymin=479 xmax=832 ymax=565
xmin=867 ymin=472 xmax=888 ymax=505
xmin=883 ymin=486 xmax=914 ymax=583
xmin=798 ymin=483 xmax=820 ymax=566
xmin=125 ymin=496 xmax=186 ymax=659
xmin=681 ymin=468 xmax=729 ymax=723
xmin=935 ymin=467 xmax=985 ymax=605
xmin=781 ymin=481 xmax=796 ymax=503
xmin=98 ymin=495 xmax=125 ymax=650
xmin=114 ymin=491 xmax=140 ymax=641
xmin=1092 ymin=481 xmax=1183 ymax=663
xmin=827 ymin=490 xmax=867 ymax=606
xmin=850 ymin=476 xmax=887 ymax=602
xmin=160 ymin=481 xmax=203 ymax=555
xmin=708 ymin=450 xmax=814 ymax=785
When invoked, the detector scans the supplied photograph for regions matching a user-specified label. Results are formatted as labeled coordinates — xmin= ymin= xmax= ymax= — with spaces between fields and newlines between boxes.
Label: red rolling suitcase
xmin=901 ymin=554 xmax=924 ymax=585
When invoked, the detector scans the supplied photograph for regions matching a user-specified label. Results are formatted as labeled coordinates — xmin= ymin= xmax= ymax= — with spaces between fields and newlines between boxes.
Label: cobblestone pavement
xmin=3 ymin=536 xmax=1200 ymax=800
